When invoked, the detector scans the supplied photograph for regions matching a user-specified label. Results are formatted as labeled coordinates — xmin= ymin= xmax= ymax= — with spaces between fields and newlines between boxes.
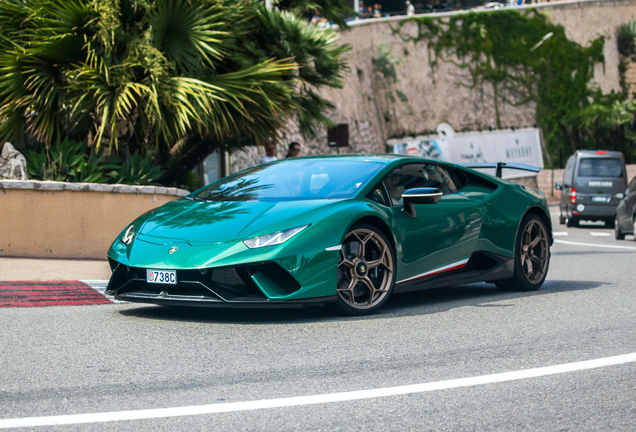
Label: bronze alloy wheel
xmin=496 ymin=214 xmax=550 ymax=292
xmin=519 ymin=218 xmax=549 ymax=284
xmin=336 ymin=226 xmax=394 ymax=313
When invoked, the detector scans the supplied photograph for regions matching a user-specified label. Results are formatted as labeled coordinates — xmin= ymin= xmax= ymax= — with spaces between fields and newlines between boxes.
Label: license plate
xmin=592 ymin=196 xmax=610 ymax=203
xmin=147 ymin=270 xmax=177 ymax=284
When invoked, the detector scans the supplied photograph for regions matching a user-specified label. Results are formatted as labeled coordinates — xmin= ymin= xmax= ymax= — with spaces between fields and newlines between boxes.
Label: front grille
xmin=107 ymin=260 xmax=301 ymax=301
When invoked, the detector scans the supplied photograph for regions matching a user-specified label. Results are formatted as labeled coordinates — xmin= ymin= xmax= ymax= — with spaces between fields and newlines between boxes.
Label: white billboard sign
xmin=389 ymin=128 xmax=543 ymax=179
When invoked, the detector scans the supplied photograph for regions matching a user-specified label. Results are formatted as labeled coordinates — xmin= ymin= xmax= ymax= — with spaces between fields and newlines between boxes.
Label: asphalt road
xmin=1 ymin=211 xmax=635 ymax=431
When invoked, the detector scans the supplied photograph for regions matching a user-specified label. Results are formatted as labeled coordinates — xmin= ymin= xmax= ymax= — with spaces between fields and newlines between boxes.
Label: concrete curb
xmin=0 ymin=179 xmax=189 ymax=197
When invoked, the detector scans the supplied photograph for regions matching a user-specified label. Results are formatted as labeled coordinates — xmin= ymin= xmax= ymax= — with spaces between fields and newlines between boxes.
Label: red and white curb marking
xmin=0 ymin=352 xmax=634 ymax=429
xmin=0 ymin=280 xmax=120 ymax=308
xmin=80 ymin=280 xmax=127 ymax=304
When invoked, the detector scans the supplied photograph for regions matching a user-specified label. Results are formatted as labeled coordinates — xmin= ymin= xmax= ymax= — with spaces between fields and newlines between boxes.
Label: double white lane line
xmin=1 ymin=352 xmax=635 ymax=429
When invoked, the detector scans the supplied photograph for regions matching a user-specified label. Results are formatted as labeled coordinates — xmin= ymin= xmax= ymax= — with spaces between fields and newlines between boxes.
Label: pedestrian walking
xmin=406 ymin=1 xmax=415 ymax=16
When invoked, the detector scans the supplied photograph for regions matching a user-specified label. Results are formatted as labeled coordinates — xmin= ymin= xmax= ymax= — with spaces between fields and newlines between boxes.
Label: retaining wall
xmin=0 ymin=181 xmax=189 ymax=259
xmin=230 ymin=0 xmax=636 ymax=173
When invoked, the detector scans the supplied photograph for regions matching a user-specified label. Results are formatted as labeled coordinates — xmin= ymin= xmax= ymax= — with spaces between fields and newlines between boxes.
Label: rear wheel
xmin=335 ymin=224 xmax=395 ymax=315
xmin=605 ymin=218 xmax=615 ymax=229
xmin=615 ymin=217 xmax=625 ymax=240
xmin=496 ymin=214 xmax=550 ymax=292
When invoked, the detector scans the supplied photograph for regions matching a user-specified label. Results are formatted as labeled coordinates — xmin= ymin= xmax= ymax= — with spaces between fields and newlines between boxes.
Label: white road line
xmin=589 ymin=232 xmax=612 ymax=237
xmin=553 ymin=232 xmax=569 ymax=236
xmin=1 ymin=352 xmax=635 ymax=429
xmin=550 ymin=212 xmax=560 ymax=216
xmin=554 ymin=239 xmax=636 ymax=250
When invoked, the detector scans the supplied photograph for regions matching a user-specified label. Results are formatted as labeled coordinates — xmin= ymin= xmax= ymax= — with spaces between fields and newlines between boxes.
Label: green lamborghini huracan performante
xmin=106 ymin=155 xmax=552 ymax=315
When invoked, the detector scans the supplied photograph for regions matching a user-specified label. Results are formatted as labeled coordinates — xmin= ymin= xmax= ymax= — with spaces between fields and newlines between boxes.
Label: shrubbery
xmin=25 ymin=139 xmax=162 ymax=185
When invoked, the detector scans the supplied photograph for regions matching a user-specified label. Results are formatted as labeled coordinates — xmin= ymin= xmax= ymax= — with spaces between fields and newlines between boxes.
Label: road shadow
xmin=380 ymin=279 xmax=607 ymax=317
xmin=117 ymin=279 xmax=607 ymax=325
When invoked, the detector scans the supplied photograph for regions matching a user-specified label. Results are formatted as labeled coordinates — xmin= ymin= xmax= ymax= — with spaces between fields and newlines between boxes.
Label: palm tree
xmin=0 ymin=0 xmax=350 ymax=184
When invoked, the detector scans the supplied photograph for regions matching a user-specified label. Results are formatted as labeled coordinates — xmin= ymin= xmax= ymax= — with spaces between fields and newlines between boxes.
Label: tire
xmin=559 ymin=215 xmax=565 ymax=225
xmin=615 ymin=217 xmax=625 ymax=240
xmin=605 ymin=218 xmax=615 ymax=229
xmin=334 ymin=223 xmax=396 ymax=315
xmin=496 ymin=214 xmax=550 ymax=292
xmin=566 ymin=217 xmax=578 ymax=228
xmin=633 ymin=218 xmax=636 ymax=242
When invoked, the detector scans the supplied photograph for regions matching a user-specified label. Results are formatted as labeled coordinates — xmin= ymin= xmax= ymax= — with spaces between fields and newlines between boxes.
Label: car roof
xmin=279 ymin=154 xmax=425 ymax=165
xmin=574 ymin=150 xmax=624 ymax=159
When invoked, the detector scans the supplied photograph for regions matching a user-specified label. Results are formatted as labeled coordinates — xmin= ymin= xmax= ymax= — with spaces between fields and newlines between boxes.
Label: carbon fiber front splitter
xmin=116 ymin=292 xmax=336 ymax=309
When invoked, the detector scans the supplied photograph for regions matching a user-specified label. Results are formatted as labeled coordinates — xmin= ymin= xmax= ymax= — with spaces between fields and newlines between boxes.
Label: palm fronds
xmin=0 ymin=0 xmax=350 ymax=175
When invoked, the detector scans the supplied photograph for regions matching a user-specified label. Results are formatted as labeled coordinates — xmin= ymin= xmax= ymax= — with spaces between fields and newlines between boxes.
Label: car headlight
xmin=243 ymin=225 xmax=310 ymax=249
xmin=121 ymin=224 xmax=135 ymax=245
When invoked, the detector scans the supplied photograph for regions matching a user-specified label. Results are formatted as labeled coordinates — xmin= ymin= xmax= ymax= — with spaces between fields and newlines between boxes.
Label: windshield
xmin=193 ymin=159 xmax=385 ymax=202
xmin=577 ymin=158 xmax=623 ymax=178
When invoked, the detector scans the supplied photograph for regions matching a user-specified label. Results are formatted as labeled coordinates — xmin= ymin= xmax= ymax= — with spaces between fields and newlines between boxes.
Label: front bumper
xmin=106 ymin=258 xmax=336 ymax=308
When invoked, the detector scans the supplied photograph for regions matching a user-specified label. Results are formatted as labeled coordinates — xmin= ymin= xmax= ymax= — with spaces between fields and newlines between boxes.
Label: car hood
xmin=136 ymin=198 xmax=338 ymax=244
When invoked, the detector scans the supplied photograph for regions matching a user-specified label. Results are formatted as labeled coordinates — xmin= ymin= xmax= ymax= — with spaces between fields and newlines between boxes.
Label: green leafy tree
xmin=0 ymin=0 xmax=350 ymax=185
xmin=391 ymin=10 xmax=625 ymax=165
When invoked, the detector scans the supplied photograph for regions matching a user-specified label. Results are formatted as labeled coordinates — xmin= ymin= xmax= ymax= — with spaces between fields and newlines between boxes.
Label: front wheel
xmin=496 ymin=214 xmax=550 ymax=292
xmin=335 ymin=224 xmax=396 ymax=315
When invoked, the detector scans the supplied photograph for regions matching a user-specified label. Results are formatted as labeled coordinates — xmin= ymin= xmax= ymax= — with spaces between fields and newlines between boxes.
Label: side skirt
xmin=393 ymin=252 xmax=514 ymax=294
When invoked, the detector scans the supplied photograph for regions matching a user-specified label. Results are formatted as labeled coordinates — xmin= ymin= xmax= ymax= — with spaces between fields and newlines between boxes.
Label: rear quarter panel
xmin=478 ymin=182 xmax=552 ymax=257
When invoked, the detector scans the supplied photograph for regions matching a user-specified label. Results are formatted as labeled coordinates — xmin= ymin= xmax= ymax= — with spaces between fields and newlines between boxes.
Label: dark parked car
xmin=432 ymin=4 xmax=454 ymax=12
xmin=416 ymin=5 xmax=434 ymax=13
xmin=615 ymin=175 xmax=636 ymax=240
xmin=556 ymin=150 xmax=627 ymax=228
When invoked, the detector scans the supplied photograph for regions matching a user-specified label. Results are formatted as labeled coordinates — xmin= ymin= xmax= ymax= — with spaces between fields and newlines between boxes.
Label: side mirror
xmin=555 ymin=182 xmax=562 ymax=191
xmin=402 ymin=188 xmax=443 ymax=218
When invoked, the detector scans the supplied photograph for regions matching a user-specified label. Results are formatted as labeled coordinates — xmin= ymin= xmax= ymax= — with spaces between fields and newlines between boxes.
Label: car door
xmin=384 ymin=163 xmax=482 ymax=282
xmin=560 ymin=155 xmax=575 ymax=217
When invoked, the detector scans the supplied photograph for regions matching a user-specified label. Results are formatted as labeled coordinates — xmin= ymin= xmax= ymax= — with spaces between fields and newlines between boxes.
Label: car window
xmin=577 ymin=158 xmax=623 ymax=178
xmin=193 ymin=160 xmax=385 ymax=202
xmin=382 ymin=163 xmax=459 ymax=206
xmin=563 ymin=156 xmax=574 ymax=187
xmin=366 ymin=182 xmax=390 ymax=206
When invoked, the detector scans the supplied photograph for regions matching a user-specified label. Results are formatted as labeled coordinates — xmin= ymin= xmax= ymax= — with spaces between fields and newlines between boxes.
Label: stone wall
xmin=230 ymin=0 xmax=636 ymax=173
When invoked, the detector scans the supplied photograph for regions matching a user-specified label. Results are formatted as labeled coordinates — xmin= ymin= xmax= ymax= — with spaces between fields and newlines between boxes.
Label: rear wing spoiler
xmin=461 ymin=162 xmax=540 ymax=178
